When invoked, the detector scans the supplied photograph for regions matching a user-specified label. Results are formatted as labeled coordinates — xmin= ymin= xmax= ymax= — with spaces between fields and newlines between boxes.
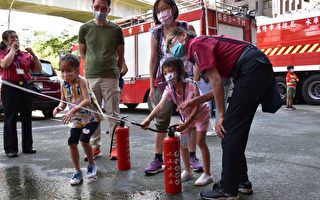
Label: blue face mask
xmin=170 ymin=40 xmax=186 ymax=58
xmin=93 ymin=11 xmax=108 ymax=21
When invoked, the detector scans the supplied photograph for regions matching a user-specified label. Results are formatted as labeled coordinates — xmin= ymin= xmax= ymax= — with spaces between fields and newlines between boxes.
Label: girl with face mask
xmin=145 ymin=0 xmax=204 ymax=176
xmin=142 ymin=57 xmax=213 ymax=186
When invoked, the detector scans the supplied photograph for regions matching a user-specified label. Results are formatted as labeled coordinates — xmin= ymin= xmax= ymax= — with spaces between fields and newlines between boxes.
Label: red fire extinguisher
xmin=116 ymin=121 xmax=131 ymax=170
xmin=163 ymin=126 xmax=181 ymax=194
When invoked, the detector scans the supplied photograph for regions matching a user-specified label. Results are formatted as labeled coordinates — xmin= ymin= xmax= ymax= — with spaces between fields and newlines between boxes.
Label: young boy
xmin=285 ymin=65 xmax=299 ymax=110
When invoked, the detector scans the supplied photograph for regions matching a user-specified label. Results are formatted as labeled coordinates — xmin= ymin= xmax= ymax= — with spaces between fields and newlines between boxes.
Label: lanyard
xmin=172 ymin=82 xmax=186 ymax=122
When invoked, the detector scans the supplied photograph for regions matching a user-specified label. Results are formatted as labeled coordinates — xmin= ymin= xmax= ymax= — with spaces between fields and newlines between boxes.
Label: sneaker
xmin=144 ymin=158 xmax=164 ymax=175
xmin=238 ymin=181 xmax=253 ymax=195
xmin=109 ymin=147 xmax=117 ymax=160
xmin=87 ymin=163 xmax=98 ymax=179
xmin=284 ymin=106 xmax=293 ymax=111
xmin=70 ymin=171 xmax=83 ymax=186
xmin=181 ymin=170 xmax=194 ymax=182
xmin=200 ymin=183 xmax=239 ymax=200
xmin=195 ymin=173 xmax=213 ymax=186
xmin=190 ymin=155 xmax=204 ymax=172
xmin=206 ymin=131 xmax=217 ymax=137
xmin=84 ymin=147 xmax=101 ymax=161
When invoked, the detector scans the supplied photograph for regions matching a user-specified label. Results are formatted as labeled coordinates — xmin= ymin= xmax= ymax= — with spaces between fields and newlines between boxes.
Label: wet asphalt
xmin=0 ymin=104 xmax=319 ymax=200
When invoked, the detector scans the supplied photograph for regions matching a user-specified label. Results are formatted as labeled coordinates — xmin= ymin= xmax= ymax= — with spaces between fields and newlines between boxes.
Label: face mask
xmin=170 ymin=40 xmax=186 ymax=58
xmin=157 ymin=9 xmax=173 ymax=25
xmin=93 ymin=11 xmax=108 ymax=21
xmin=164 ymin=72 xmax=176 ymax=85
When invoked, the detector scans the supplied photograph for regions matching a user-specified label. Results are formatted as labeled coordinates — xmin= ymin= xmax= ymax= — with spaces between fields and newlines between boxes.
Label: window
xmin=235 ymin=0 xmax=243 ymax=2
xmin=292 ymin=0 xmax=295 ymax=10
xmin=263 ymin=0 xmax=272 ymax=9
xmin=285 ymin=0 xmax=289 ymax=12
xmin=304 ymin=0 xmax=309 ymax=2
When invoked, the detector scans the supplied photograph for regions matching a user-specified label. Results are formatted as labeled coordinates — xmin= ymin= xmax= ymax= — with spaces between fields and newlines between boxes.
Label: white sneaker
xmin=206 ymin=128 xmax=217 ymax=137
xmin=195 ymin=173 xmax=213 ymax=186
xmin=181 ymin=170 xmax=194 ymax=182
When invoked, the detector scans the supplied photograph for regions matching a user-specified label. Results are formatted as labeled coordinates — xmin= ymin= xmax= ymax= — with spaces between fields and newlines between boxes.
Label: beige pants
xmin=87 ymin=78 xmax=120 ymax=149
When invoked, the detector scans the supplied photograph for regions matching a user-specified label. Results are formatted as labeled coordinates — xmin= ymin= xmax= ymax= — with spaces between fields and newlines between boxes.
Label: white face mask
xmin=164 ymin=72 xmax=176 ymax=85
xmin=157 ymin=9 xmax=173 ymax=25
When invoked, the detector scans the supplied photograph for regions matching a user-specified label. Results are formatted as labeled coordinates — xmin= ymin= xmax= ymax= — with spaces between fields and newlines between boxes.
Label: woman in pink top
xmin=142 ymin=57 xmax=213 ymax=186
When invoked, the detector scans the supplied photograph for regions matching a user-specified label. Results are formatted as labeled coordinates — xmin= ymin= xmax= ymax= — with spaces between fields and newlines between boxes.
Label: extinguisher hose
xmin=130 ymin=122 xmax=178 ymax=134
xmin=130 ymin=121 xmax=159 ymax=132
xmin=109 ymin=121 xmax=122 ymax=154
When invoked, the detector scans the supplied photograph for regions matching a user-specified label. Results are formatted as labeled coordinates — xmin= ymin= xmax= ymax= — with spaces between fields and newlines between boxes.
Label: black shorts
xmin=68 ymin=122 xmax=100 ymax=145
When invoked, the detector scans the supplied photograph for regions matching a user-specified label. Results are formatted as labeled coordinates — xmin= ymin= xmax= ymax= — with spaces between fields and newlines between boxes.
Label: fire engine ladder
xmin=204 ymin=0 xmax=248 ymax=35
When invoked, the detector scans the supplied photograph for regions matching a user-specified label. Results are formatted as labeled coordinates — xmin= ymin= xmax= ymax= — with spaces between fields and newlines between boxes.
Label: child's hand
xmin=176 ymin=123 xmax=186 ymax=132
xmin=62 ymin=111 xmax=73 ymax=124
xmin=53 ymin=107 xmax=63 ymax=117
xmin=141 ymin=119 xmax=151 ymax=129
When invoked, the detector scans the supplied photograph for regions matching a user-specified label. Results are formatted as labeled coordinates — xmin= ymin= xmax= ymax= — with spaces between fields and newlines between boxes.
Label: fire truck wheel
xmin=275 ymin=76 xmax=287 ymax=104
xmin=124 ymin=103 xmax=139 ymax=109
xmin=302 ymin=74 xmax=320 ymax=105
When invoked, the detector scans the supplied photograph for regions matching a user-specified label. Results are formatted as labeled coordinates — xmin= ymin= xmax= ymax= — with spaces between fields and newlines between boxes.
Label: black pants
xmin=2 ymin=84 xmax=33 ymax=154
xmin=220 ymin=46 xmax=274 ymax=195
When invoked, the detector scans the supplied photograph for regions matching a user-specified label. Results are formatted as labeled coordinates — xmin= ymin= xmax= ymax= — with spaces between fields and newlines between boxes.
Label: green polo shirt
xmin=78 ymin=20 xmax=124 ymax=78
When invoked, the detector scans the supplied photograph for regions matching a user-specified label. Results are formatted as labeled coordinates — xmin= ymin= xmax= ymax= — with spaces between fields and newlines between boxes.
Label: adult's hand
xmin=149 ymin=86 xmax=156 ymax=102
xmin=215 ymin=117 xmax=226 ymax=138
xmin=178 ymin=98 xmax=195 ymax=111
xmin=25 ymin=47 xmax=35 ymax=56
xmin=11 ymin=41 xmax=19 ymax=51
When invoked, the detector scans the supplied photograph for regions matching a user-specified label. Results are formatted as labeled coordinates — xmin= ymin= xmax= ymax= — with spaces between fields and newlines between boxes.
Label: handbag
xmin=26 ymin=81 xmax=42 ymax=94
xmin=14 ymin=59 xmax=42 ymax=95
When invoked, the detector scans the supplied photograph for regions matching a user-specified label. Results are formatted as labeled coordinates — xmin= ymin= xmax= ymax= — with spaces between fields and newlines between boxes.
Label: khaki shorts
xmin=287 ymin=86 xmax=296 ymax=98
xmin=154 ymin=87 xmax=174 ymax=132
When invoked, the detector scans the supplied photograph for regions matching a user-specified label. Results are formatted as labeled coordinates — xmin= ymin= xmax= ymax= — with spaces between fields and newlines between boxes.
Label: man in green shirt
xmin=78 ymin=0 xmax=124 ymax=160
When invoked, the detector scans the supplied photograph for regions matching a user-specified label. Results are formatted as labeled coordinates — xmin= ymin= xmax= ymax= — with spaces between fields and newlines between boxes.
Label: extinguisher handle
xmin=131 ymin=121 xmax=160 ymax=133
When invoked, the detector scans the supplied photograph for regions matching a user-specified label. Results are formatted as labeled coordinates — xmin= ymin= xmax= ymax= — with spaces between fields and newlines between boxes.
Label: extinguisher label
xmin=164 ymin=137 xmax=182 ymax=193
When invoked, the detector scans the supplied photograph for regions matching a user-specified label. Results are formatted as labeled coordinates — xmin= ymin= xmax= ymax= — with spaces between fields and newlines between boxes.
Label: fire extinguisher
xmin=163 ymin=125 xmax=181 ymax=194
xmin=116 ymin=121 xmax=131 ymax=170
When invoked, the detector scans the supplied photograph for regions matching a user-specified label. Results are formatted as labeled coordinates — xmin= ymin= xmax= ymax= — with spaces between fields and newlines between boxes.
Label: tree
xmin=32 ymin=35 xmax=78 ymax=70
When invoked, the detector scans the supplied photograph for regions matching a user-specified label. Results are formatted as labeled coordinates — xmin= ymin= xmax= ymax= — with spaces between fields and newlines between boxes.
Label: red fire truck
xmin=118 ymin=1 xmax=256 ymax=110
xmin=256 ymin=8 xmax=320 ymax=105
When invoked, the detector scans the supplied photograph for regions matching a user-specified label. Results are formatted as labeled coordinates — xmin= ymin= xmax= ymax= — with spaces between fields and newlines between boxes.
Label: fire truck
xmin=118 ymin=1 xmax=256 ymax=110
xmin=256 ymin=8 xmax=320 ymax=105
